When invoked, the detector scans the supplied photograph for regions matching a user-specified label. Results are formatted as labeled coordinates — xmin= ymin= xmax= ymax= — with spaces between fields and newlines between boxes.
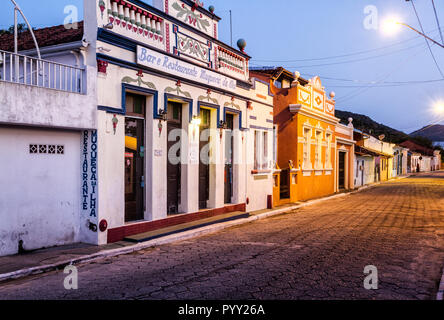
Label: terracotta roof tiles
xmin=0 ymin=21 xmax=84 ymax=52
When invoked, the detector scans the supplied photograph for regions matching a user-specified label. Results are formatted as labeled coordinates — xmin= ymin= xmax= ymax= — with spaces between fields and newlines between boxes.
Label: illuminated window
xmin=303 ymin=128 xmax=311 ymax=169
xmin=325 ymin=133 xmax=332 ymax=168
xmin=263 ymin=132 xmax=268 ymax=169
xmin=315 ymin=130 xmax=322 ymax=169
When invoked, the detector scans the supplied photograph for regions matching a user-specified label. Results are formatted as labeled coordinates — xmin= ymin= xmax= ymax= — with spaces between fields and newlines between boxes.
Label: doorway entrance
xmin=167 ymin=102 xmax=182 ymax=215
xmin=338 ymin=151 xmax=346 ymax=190
xmin=224 ymin=114 xmax=234 ymax=204
xmin=125 ymin=93 xmax=146 ymax=222
xmin=199 ymin=108 xmax=210 ymax=210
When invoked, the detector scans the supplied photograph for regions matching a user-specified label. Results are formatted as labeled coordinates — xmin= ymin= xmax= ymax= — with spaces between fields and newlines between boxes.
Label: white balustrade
xmin=0 ymin=50 xmax=85 ymax=94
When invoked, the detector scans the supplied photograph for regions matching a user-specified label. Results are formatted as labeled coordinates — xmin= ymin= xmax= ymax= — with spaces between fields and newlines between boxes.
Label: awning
xmin=355 ymin=145 xmax=393 ymax=158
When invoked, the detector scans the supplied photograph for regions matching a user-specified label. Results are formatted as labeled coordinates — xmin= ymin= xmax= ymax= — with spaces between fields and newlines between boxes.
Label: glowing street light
xmin=381 ymin=17 xmax=444 ymax=49
xmin=434 ymin=101 xmax=444 ymax=114
xmin=381 ymin=18 xmax=402 ymax=36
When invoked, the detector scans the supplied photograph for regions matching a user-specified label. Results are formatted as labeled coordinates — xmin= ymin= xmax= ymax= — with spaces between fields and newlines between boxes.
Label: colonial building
xmin=400 ymin=140 xmax=439 ymax=173
xmin=335 ymin=119 xmax=356 ymax=191
xmin=250 ymin=68 xmax=342 ymax=205
xmin=0 ymin=0 xmax=275 ymax=256
xmin=353 ymin=131 xmax=395 ymax=184
xmin=93 ymin=0 xmax=275 ymax=244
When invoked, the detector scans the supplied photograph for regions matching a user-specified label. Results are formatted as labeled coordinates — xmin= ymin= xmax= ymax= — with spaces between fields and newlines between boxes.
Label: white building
xmin=0 ymin=0 xmax=275 ymax=256
xmin=94 ymin=0 xmax=275 ymax=244
xmin=432 ymin=150 xmax=442 ymax=171
xmin=0 ymin=21 xmax=98 ymax=256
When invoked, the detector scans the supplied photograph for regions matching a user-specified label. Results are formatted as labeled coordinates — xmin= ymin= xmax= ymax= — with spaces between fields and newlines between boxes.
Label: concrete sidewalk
xmin=0 ymin=177 xmax=409 ymax=283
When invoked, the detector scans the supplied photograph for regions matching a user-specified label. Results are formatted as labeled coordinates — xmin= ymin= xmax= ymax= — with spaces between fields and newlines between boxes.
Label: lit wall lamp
xmin=157 ymin=109 xmax=168 ymax=137
xmin=191 ymin=116 xmax=201 ymax=141
xmin=191 ymin=115 xmax=202 ymax=126
xmin=158 ymin=109 xmax=168 ymax=121
xmin=219 ymin=120 xmax=227 ymax=140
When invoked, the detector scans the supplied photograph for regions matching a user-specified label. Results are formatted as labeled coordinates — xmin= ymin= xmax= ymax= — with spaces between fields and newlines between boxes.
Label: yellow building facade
xmin=271 ymin=75 xmax=340 ymax=205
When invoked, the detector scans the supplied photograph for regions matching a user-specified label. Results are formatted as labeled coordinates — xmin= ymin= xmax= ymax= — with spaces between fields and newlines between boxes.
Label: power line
xmin=411 ymin=0 xmax=444 ymax=79
xmin=334 ymin=44 xmax=427 ymax=103
xmin=431 ymin=0 xmax=444 ymax=45
xmin=300 ymin=74 xmax=444 ymax=85
xmin=324 ymin=80 xmax=444 ymax=88
xmin=277 ymin=42 xmax=429 ymax=68
xmin=251 ymin=27 xmax=442 ymax=63
xmin=250 ymin=30 xmax=442 ymax=69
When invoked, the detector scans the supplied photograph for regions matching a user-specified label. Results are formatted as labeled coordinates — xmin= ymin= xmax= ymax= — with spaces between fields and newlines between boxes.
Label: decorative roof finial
xmin=237 ymin=39 xmax=246 ymax=52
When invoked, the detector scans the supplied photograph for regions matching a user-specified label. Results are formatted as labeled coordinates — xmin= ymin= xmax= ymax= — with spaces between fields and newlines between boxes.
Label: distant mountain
xmin=335 ymin=109 xmax=409 ymax=144
xmin=411 ymin=124 xmax=444 ymax=142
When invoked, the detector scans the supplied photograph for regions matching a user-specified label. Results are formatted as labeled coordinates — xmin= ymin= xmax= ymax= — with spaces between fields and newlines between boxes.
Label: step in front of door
xmin=123 ymin=211 xmax=250 ymax=243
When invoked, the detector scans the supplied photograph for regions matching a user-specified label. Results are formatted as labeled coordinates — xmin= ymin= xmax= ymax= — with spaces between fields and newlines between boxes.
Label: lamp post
xmin=382 ymin=18 xmax=444 ymax=49
xmin=397 ymin=22 xmax=444 ymax=49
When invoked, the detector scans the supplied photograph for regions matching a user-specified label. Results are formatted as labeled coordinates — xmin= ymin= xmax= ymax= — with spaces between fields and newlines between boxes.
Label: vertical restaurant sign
xmin=136 ymin=45 xmax=237 ymax=93
xmin=82 ymin=130 xmax=98 ymax=222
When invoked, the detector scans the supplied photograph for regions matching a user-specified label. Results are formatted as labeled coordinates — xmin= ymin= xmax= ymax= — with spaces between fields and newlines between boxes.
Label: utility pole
xmin=230 ymin=10 xmax=233 ymax=47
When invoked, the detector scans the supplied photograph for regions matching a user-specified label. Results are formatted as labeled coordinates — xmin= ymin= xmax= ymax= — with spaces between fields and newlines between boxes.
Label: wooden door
xmin=338 ymin=152 xmax=346 ymax=189
xmin=199 ymin=108 xmax=210 ymax=210
xmin=167 ymin=102 xmax=182 ymax=215
xmin=224 ymin=114 xmax=234 ymax=204
xmin=125 ymin=118 xmax=145 ymax=222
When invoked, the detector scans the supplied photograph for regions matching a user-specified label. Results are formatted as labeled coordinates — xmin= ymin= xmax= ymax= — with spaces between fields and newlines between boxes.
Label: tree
xmin=0 ymin=23 xmax=29 ymax=35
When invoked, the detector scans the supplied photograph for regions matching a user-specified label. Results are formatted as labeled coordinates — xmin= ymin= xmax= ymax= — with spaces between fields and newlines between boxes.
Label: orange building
xmin=251 ymin=68 xmax=342 ymax=206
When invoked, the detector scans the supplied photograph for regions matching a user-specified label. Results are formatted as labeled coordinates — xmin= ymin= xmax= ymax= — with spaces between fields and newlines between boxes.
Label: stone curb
xmin=0 ymin=176 xmax=411 ymax=284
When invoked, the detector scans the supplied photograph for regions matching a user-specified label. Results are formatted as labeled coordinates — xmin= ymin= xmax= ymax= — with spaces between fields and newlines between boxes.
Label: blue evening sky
xmin=1 ymin=0 xmax=443 ymax=133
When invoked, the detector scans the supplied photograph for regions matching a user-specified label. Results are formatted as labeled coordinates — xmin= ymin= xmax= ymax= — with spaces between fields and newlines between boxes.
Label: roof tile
xmin=0 ymin=22 xmax=84 ymax=52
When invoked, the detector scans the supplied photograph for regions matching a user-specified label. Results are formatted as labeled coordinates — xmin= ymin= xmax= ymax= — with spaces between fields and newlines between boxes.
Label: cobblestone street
xmin=1 ymin=172 xmax=444 ymax=300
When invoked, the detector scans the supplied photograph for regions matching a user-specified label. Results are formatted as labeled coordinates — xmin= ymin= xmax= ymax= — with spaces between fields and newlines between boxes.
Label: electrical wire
xmin=250 ymin=29 xmax=442 ymax=69
xmin=334 ymin=43 xmax=428 ymax=103
xmin=431 ymin=0 xmax=444 ymax=45
xmin=323 ymin=80 xmax=444 ymax=88
xmin=300 ymin=74 xmax=444 ymax=85
xmin=251 ymin=27 xmax=442 ymax=63
xmin=278 ymin=42 xmax=430 ymax=69
xmin=411 ymin=0 xmax=444 ymax=79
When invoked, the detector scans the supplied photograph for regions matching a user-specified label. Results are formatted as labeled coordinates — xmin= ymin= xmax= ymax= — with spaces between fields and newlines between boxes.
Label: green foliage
xmin=0 ymin=23 xmax=29 ymax=35
xmin=335 ymin=109 xmax=409 ymax=144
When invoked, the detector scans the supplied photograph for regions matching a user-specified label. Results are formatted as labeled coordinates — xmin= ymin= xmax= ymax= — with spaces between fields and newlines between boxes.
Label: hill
xmin=411 ymin=124 xmax=444 ymax=142
xmin=335 ymin=109 xmax=409 ymax=144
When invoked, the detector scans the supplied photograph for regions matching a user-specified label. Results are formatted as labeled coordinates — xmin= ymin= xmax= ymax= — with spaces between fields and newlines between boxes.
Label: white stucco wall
xmin=0 ymin=127 xmax=81 ymax=256
xmin=0 ymin=65 xmax=97 ymax=130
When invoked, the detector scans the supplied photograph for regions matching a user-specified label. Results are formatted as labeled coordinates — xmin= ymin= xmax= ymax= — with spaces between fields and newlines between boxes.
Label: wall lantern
xmin=158 ymin=109 xmax=168 ymax=137
xmin=191 ymin=115 xmax=202 ymax=126
xmin=158 ymin=109 xmax=168 ymax=121
xmin=219 ymin=120 xmax=228 ymax=140
xmin=191 ymin=116 xmax=201 ymax=141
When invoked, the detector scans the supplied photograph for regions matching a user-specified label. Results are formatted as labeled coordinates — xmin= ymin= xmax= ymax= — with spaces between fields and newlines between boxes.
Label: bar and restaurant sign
xmin=136 ymin=45 xmax=237 ymax=93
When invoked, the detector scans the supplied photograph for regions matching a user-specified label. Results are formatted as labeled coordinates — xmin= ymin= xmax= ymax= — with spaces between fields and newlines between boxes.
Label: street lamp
xmin=381 ymin=17 xmax=444 ymax=49
xmin=434 ymin=101 xmax=444 ymax=114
